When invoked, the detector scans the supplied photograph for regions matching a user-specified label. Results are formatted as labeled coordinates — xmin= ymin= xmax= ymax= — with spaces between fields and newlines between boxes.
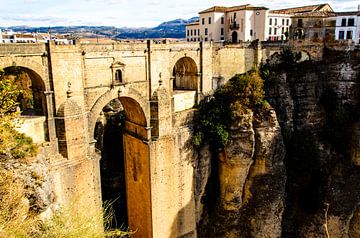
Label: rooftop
xmin=270 ymin=3 xmax=333 ymax=14
xmin=335 ymin=11 xmax=360 ymax=16
xmin=199 ymin=4 xmax=268 ymax=14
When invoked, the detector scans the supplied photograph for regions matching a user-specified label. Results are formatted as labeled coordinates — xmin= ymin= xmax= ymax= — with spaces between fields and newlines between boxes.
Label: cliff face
xmin=197 ymin=48 xmax=359 ymax=237
xmin=266 ymin=48 xmax=360 ymax=237
xmin=198 ymin=108 xmax=286 ymax=237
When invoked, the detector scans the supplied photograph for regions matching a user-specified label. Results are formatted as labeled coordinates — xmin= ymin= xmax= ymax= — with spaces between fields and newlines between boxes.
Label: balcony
xmin=230 ymin=22 xmax=240 ymax=30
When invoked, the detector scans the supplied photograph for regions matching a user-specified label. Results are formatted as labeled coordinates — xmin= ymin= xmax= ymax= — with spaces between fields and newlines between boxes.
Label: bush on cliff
xmin=193 ymin=70 xmax=270 ymax=150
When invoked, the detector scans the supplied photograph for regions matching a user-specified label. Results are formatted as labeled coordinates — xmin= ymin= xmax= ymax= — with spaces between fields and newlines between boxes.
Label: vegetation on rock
xmin=193 ymin=70 xmax=270 ymax=150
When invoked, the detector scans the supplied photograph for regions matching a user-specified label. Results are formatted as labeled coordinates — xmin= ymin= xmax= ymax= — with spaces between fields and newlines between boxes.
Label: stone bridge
xmin=0 ymin=40 xmax=323 ymax=237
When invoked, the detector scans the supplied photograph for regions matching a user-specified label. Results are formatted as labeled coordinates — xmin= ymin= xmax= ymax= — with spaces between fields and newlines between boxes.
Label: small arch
xmin=115 ymin=69 xmax=123 ymax=83
xmin=2 ymin=66 xmax=46 ymax=116
xmin=232 ymin=31 xmax=238 ymax=43
xmin=172 ymin=56 xmax=198 ymax=90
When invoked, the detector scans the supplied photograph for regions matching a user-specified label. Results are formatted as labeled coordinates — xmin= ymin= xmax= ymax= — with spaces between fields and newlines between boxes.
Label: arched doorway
xmin=232 ymin=31 xmax=238 ymax=43
xmin=172 ymin=57 xmax=198 ymax=90
xmin=93 ymin=95 xmax=151 ymax=237
xmin=2 ymin=66 xmax=46 ymax=116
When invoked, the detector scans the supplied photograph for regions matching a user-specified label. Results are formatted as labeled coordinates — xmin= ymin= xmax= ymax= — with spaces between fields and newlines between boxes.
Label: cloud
xmin=1 ymin=0 xmax=358 ymax=27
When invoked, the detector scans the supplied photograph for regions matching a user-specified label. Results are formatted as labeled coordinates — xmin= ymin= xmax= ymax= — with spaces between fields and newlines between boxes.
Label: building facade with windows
xmin=267 ymin=13 xmax=292 ymax=41
xmin=335 ymin=11 xmax=360 ymax=44
xmin=186 ymin=4 xmax=272 ymax=43
xmin=186 ymin=21 xmax=201 ymax=42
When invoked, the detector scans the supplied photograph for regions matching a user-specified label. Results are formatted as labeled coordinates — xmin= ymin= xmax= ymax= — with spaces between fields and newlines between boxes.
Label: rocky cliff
xmin=196 ymin=47 xmax=359 ymax=237
xmin=266 ymin=48 xmax=360 ymax=237
xmin=195 ymin=72 xmax=287 ymax=237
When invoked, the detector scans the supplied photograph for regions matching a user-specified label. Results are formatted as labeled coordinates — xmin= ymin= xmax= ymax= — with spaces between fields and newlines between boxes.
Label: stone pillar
xmin=55 ymin=97 xmax=87 ymax=160
xmin=44 ymin=90 xmax=57 ymax=144
xmin=150 ymin=82 xmax=172 ymax=139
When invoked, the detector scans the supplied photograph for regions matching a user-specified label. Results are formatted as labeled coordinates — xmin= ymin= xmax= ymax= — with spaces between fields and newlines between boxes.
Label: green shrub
xmin=193 ymin=70 xmax=269 ymax=150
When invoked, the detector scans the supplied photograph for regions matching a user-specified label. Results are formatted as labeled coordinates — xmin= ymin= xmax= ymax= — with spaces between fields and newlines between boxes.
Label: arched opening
xmin=93 ymin=96 xmax=151 ymax=236
xmin=172 ymin=56 xmax=198 ymax=90
xmin=232 ymin=31 xmax=238 ymax=43
xmin=2 ymin=66 xmax=46 ymax=116
xmin=115 ymin=69 xmax=123 ymax=83
xmin=94 ymin=98 xmax=127 ymax=228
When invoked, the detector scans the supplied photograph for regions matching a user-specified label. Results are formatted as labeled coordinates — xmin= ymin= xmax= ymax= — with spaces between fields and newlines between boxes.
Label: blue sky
xmin=0 ymin=0 xmax=358 ymax=28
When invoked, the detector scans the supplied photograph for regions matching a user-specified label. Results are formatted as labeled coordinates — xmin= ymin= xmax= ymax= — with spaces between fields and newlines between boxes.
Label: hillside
xmin=0 ymin=17 xmax=199 ymax=39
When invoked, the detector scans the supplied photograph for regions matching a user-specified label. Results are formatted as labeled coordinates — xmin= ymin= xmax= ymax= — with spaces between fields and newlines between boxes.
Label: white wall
xmin=335 ymin=15 xmax=359 ymax=44
xmin=199 ymin=12 xmax=225 ymax=42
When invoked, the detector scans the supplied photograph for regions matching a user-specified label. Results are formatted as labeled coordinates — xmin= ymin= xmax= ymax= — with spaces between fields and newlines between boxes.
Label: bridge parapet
xmin=0 ymin=43 xmax=46 ymax=55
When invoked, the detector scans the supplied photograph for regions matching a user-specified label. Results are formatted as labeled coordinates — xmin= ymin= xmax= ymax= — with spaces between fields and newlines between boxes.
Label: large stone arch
xmin=169 ymin=52 xmax=200 ymax=75
xmin=171 ymin=56 xmax=199 ymax=90
xmin=88 ymin=86 xmax=150 ymax=141
xmin=0 ymin=57 xmax=49 ymax=90
xmin=89 ymin=86 xmax=152 ymax=237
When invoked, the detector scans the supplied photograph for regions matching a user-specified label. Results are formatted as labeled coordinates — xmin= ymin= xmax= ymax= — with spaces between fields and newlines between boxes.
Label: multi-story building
xmin=185 ymin=4 xmax=309 ymax=43
xmin=186 ymin=21 xmax=201 ymax=42
xmin=270 ymin=4 xmax=336 ymax=41
xmin=186 ymin=3 xmax=342 ymax=43
xmin=267 ymin=12 xmax=292 ymax=41
xmin=335 ymin=10 xmax=360 ymax=44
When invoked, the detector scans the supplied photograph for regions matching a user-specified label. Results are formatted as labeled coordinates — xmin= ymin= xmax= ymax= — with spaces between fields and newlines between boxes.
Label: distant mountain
xmin=0 ymin=17 xmax=199 ymax=39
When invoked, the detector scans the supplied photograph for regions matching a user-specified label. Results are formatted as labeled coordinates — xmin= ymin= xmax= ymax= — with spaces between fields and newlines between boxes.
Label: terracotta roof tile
xmin=270 ymin=3 xmax=333 ymax=14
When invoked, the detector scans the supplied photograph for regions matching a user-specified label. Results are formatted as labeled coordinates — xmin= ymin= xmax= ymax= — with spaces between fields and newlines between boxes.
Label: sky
xmin=0 ymin=0 xmax=358 ymax=28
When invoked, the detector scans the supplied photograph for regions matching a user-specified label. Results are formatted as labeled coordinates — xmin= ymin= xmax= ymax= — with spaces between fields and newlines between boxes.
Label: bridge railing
xmin=0 ymin=43 xmax=46 ymax=55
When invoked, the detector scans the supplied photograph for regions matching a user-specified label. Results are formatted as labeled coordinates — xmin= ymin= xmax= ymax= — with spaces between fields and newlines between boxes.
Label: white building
xmin=267 ymin=13 xmax=292 ymax=41
xmin=185 ymin=4 xmax=291 ymax=43
xmin=186 ymin=21 xmax=200 ymax=42
xmin=335 ymin=11 xmax=360 ymax=44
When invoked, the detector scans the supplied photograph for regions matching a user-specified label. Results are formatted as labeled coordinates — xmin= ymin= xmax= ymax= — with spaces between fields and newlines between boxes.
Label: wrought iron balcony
xmin=230 ymin=22 xmax=240 ymax=30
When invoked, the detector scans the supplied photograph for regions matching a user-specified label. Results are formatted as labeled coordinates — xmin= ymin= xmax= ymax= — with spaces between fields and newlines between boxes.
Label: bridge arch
xmin=88 ymin=87 xmax=150 ymax=139
xmin=0 ymin=57 xmax=48 ymax=90
xmin=2 ymin=66 xmax=47 ymax=116
xmin=172 ymin=56 xmax=199 ymax=90
xmin=89 ymin=86 xmax=152 ymax=237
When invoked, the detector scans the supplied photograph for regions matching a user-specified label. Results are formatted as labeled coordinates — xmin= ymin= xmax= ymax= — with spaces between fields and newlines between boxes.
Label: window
xmin=205 ymin=28 xmax=208 ymax=35
xmin=346 ymin=31 xmax=353 ymax=39
xmin=202 ymin=18 xmax=205 ymax=25
xmin=297 ymin=19 xmax=303 ymax=27
xmin=275 ymin=18 xmax=277 ymax=26
xmin=187 ymin=30 xmax=189 ymax=36
xmin=269 ymin=28 xmax=272 ymax=35
xmin=234 ymin=12 xmax=236 ymax=19
xmin=250 ymin=29 xmax=253 ymax=36
xmin=198 ymin=29 xmax=200 ymax=35
xmin=190 ymin=29 xmax=193 ymax=36
xmin=204 ymin=37 xmax=208 ymax=41
xmin=221 ymin=28 xmax=224 ymax=35
xmin=274 ymin=28 xmax=277 ymax=35
xmin=348 ymin=18 xmax=355 ymax=26
xmin=115 ymin=69 xmax=122 ymax=83
xmin=220 ymin=37 xmax=225 ymax=41
xmin=221 ymin=17 xmax=224 ymax=24
xmin=282 ymin=27 xmax=284 ymax=34
xmin=269 ymin=18 xmax=272 ymax=25
xmin=286 ymin=19 xmax=289 ymax=25
xmin=208 ymin=17 xmax=211 ymax=24
xmin=341 ymin=18 xmax=346 ymax=26
xmin=282 ymin=19 xmax=285 ymax=25
xmin=339 ymin=30 xmax=345 ymax=39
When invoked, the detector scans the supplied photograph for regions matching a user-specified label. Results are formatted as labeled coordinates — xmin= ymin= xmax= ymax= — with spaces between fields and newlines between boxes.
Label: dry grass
xmin=0 ymin=168 xmax=131 ymax=238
